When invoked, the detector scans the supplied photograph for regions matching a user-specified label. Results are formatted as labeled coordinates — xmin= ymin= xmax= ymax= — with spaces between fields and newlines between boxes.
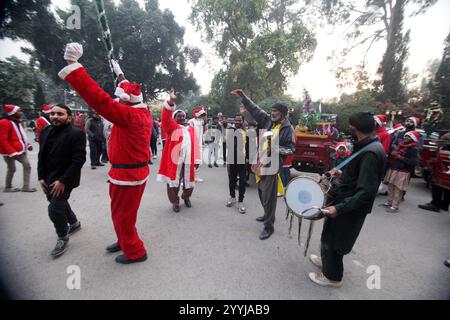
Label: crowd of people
xmin=1 ymin=42 xmax=448 ymax=289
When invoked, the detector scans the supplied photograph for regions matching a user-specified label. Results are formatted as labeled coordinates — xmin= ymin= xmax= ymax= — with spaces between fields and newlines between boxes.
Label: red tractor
xmin=292 ymin=131 xmax=334 ymax=174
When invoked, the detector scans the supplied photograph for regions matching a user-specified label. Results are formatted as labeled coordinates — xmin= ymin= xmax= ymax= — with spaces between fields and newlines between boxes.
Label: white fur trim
xmin=129 ymin=103 xmax=148 ymax=109
xmin=129 ymin=93 xmax=143 ymax=103
xmin=42 ymin=109 xmax=52 ymax=114
xmin=58 ymin=63 xmax=83 ymax=80
xmin=405 ymin=132 xmax=418 ymax=142
xmin=163 ymin=101 xmax=176 ymax=111
xmin=6 ymin=106 xmax=19 ymax=116
xmin=157 ymin=174 xmax=195 ymax=189
xmin=407 ymin=117 xmax=418 ymax=127
xmin=374 ymin=116 xmax=382 ymax=126
xmin=108 ymin=176 xmax=148 ymax=186
xmin=10 ymin=120 xmax=27 ymax=152
xmin=0 ymin=151 xmax=25 ymax=157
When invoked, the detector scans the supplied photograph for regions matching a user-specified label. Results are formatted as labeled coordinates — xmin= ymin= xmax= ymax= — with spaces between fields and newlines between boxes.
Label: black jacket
xmin=38 ymin=124 xmax=86 ymax=189
xmin=241 ymin=95 xmax=295 ymax=170
xmin=85 ymin=117 xmax=104 ymax=142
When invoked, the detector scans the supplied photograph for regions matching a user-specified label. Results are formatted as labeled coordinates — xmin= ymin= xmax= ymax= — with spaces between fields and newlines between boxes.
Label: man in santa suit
xmin=36 ymin=104 xmax=53 ymax=144
xmin=58 ymin=42 xmax=151 ymax=264
xmin=157 ymin=91 xmax=202 ymax=212
xmin=0 ymin=105 xmax=37 ymax=193
xmin=374 ymin=115 xmax=391 ymax=155
xmin=188 ymin=107 xmax=207 ymax=182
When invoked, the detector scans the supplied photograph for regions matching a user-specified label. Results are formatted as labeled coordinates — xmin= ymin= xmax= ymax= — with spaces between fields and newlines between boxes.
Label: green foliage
xmin=191 ymin=0 xmax=317 ymax=107
xmin=0 ymin=57 xmax=36 ymax=116
xmin=2 ymin=0 xmax=200 ymax=100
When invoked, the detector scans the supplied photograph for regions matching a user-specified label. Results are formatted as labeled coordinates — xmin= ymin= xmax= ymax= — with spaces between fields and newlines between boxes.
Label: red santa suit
xmin=36 ymin=105 xmax=52 ymax=144
xmin=157 ymin=103 xmax=201 ymax=202
xmin=374 ymin=115 xmax=391 ymax=155
xmin=0 ymin=108 xmax=31 ymax=157
xmin=58 ymin=62 xmax=152 ymax=260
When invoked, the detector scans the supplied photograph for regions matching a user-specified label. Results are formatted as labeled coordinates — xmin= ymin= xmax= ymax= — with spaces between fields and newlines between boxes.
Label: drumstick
xmin=304 ymin=220 xmax=315 ymax=257
xmin=297 ymin=216 xmax=302 ymax=246
xmin=288 ymin=214 xmax=293 ymax=235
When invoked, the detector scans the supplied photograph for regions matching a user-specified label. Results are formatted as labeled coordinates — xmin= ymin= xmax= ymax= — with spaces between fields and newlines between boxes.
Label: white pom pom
xmin=120 ymin=93 xmax=130 ymax=102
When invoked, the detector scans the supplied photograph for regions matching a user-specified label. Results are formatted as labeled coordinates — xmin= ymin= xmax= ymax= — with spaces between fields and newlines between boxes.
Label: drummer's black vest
xmin=333 ymin=137 xmax=386 ymax=214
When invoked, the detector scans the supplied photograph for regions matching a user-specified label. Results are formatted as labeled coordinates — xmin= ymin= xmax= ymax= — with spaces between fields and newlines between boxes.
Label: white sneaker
xmin=309 ymin=254 xmax=322 ymax=269
xmin=308 ymin=272 xmax=342 ymax=288
xmin=195 ymin=177 xmax=204 ymax=182
xmin=238 ymin=202 xmax=246 ymax=214
xmin=226 ymin=197 xmax=236 ymax=207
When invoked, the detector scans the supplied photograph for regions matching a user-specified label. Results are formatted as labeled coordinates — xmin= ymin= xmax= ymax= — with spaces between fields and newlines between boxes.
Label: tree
xmin=432 ymin=30 xmax=450 ymax=127
xmin=312 ymin=0 xmax=437 ymax=98
xmin=190 ymin=0 xmax=317 ymax=112
xmin=0 ymin=57 xmax=36 ymax=116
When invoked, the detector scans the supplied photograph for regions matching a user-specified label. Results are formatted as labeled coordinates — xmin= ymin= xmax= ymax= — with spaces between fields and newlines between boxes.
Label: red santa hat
xmin=41 ymin=104 xmax=53 ymax=114
xmin=405 ymin=130 xmax=421 ymax=142
xmin=407 ymin=116 xmax=420 ymax=127
xmin=114 ymin=80 xmax=143 ymax=103
xmin=335 ymin=142 xmax=349 ymax=152
xmin=173 ymin=109 xmax=186 ymax=119
xmin=374 ymin=114 xmax=387 ymax=126
xmin=193 ymin=107 xmax=206 ymax=118
xmin=388 ymin=123 xmax=405 ymax=134
xmin=3 ymin=104 xmax=20 ymax=116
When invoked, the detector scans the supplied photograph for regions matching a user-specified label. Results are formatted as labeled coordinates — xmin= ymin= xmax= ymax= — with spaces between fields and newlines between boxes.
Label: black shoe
xmin=256 ymin=216 xmax=265 ymax=222
xmin=259 ymin=227 xmax=274 ymax=240
xmin=184 ymin=199 xmax=192 ymax=208
xmin=51 ymin=237 xmax=69 ymax=258
xmin=418 ymin=203 xmax=440 ymax=212
xmin=96 ymin=163 xmax=105 ymax=167
xmin=214 ymin=162 xmax=219 ymax=167
xmin=106 ymin=242 xmax=121 ymax=253
xmin=173 ymin=204 xmax=180 ymax=212
xmin=378 ymin=191 xmax=388 ymax=196
xmin=148 ymin=160 xmax=153 ymax=165
xmin=91 ymin=166 xmax=97 ymax=170
xmin=444 ymin=260 xmax=450 ymax=268
xmin=68 ymin=221 xmax=81 ymax=235
xmin=208 ymin=164 xmax=213 ymax=168
xmin=115 ymin=254 xmax=147 ymax=264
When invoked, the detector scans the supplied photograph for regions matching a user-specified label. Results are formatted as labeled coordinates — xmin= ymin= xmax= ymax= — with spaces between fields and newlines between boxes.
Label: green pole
xmin=95 ymin=0 xmax=116 ymax=86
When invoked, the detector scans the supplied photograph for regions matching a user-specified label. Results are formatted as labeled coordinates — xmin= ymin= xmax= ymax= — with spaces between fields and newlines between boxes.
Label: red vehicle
xmin=292 ymin=132 xmax=334 ymax=174
xmin=419 ymin=130 xmax=450 ymax=186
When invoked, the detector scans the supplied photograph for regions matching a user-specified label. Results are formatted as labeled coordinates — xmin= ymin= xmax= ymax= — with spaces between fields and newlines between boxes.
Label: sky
xmin=0 ymin=0 xmax=449 ymax=101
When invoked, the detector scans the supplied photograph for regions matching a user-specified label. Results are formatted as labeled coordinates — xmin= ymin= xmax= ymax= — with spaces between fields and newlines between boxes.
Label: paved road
xmin=0 ymin=133 xmax=449 ymax=299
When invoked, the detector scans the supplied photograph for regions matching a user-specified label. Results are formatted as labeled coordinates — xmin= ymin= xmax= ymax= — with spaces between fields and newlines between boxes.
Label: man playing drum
xmin=309 ymin=112 xmax=386 ymax=287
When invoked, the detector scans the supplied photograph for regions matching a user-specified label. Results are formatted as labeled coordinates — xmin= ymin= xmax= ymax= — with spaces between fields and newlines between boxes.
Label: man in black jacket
xmin=309 ymin=112 xmax=386 ymax=287
xmin=85 ymin=112 xmax=104 ymax=170
xmin=38 ymin=104 xmax=86 ymax=258
xmin=231 ymin=89 xmax=295 ymax=240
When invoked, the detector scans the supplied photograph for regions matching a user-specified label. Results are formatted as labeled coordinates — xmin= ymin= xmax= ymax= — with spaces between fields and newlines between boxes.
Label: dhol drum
xmin=284 ymin=175 xmax=327 ymax=221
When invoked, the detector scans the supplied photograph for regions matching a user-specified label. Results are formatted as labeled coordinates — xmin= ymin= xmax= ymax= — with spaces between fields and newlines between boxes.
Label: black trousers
xmin=101 ymin=141 xmax=108 ymax=162
xmin=228 ymin=164 xmax=247 ymax=202
xmin=222 ymin=142 xmax=226 ymax=164
xmin=431 ymin=184 xmax=450 ymax=210
xmin=89 ymin=138 xmax=103 ymax=166
xmin=150 ymin=136 xmax=158 ymax=156
xmin=46 ymin=187 xmax=78 ymax=238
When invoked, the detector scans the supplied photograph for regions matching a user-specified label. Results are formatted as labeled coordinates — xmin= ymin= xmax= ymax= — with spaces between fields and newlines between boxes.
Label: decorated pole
xmin=94 ymin=0 xmax=116 ymax=86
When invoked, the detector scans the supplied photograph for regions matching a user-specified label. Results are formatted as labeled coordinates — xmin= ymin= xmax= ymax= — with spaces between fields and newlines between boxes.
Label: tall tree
xmin=311 ymin=0 xmax=437 ymax=99
xmin=432 ymin=30 xmax=450 ymax=109
xmin=1 ymin=0 xmax=200 ymax=100
xmin=190 ymin=0 xmax=317 ymax=113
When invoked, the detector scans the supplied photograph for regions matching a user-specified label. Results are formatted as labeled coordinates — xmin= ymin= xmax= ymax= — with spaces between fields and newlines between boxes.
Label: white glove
xmin=111 ymin=59 xmax=124 ymax=77
xmin=64 ymin=43 xmax=83 ymax=62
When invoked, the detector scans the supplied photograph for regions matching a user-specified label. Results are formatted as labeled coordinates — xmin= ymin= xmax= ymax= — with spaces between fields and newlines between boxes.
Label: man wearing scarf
xmin=230 ymin=89 xmax=295 ymax=240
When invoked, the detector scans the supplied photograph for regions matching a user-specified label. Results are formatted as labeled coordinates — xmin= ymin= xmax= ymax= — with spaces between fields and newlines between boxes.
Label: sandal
xmin=3 ymin=187 xmax=21 ymax=193
xmin=21 ymin=187 xmax=37 ymax=192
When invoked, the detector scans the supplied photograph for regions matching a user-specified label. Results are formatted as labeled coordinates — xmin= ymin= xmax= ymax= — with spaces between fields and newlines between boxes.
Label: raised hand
xmin=64 ymin=43 xmax=83 ymax=63
xmin=111 ymin=59 xmax=124 ymax=77
xmin=230 ymin=89 xmax=244 ymax=97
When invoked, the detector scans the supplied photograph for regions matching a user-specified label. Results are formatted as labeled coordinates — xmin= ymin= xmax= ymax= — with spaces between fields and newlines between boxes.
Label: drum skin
xmin=284 ymin=176 xmax=326 ymax=220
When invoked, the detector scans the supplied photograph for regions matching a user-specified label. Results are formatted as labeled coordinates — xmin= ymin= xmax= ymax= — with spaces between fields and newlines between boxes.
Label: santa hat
xmin=374 ymin=115 xmax=387 ymax=126
xmin=388 ymin=123 xmax=405 ymax=134
xmin=173 ymin=110 xmax=186 ymax=119
xmin=405 ymin=130 xmax=421 ymax=142
xmin=335 ymin=142 xmax=349 ymax=152
xmin=193 ymin=108 xmax=206 ymax=118
xmin=3 ymin=104 xmax=20 ymax=116
xmin=41 ymin=104 xmax=53 ymax=114
xmin=407 ymin=117 xmax=420 ymax=128
xmin=114 ymin=80 xmax=143 ymax=103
